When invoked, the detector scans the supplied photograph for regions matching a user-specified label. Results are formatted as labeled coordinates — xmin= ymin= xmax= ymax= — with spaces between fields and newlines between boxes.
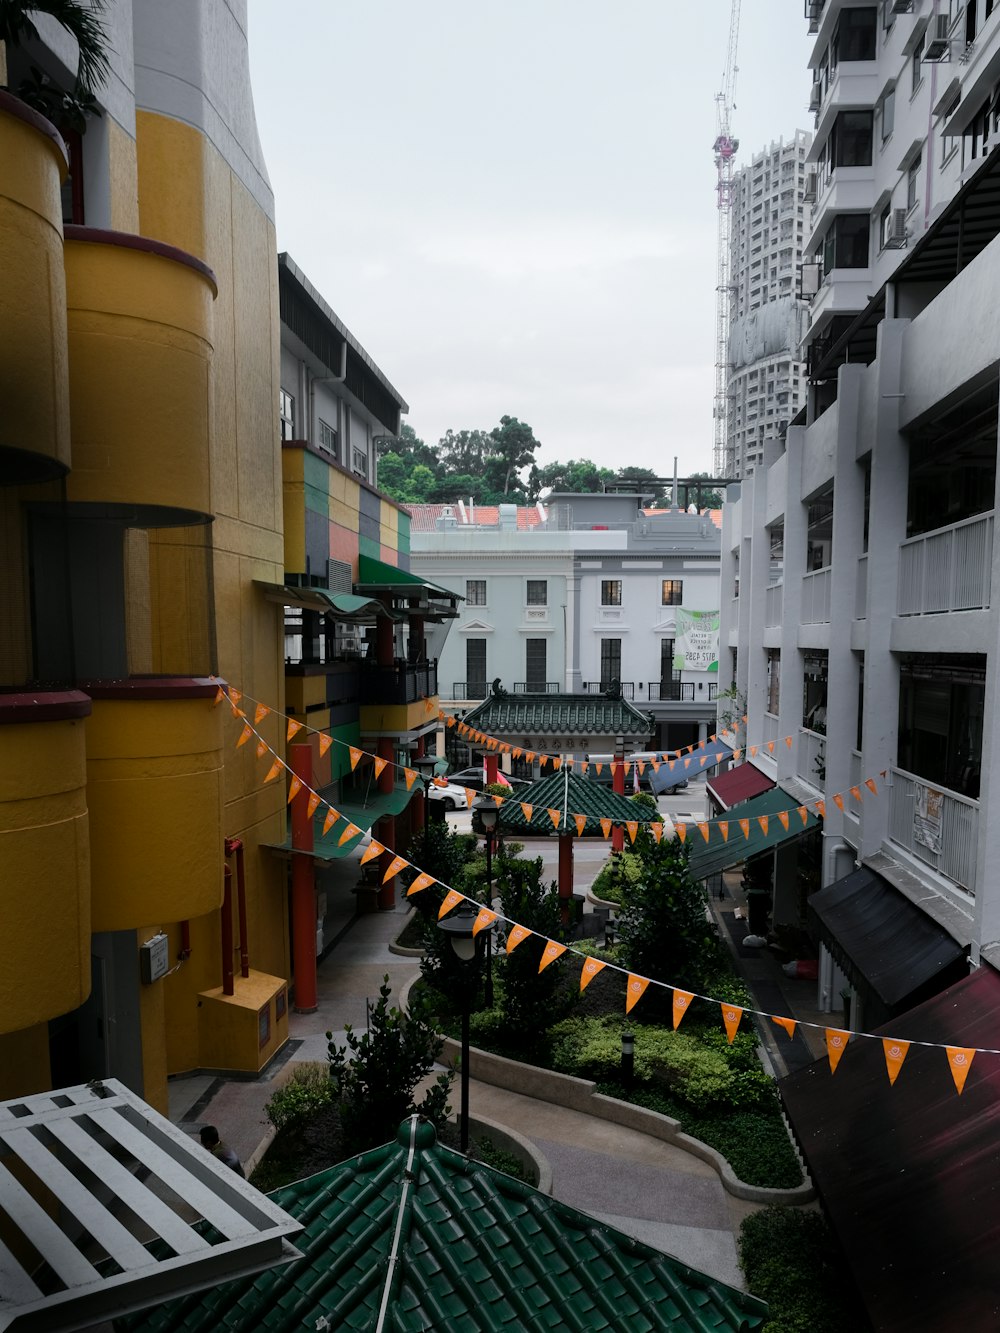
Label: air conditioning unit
xmin=891 ymin=0 xmax=914 ymax=12
xmin=809 ymin=80 xmax=822 ymax=113
xmin=807 ymin=0 xmax=822 ymax=33
xmin=924 ymin=13 xmax=952 ymax=61
xmin=885 ymin=208 xmax=908 ymax=249
xmin=803 ymin=173 xmax=818 ymax=203
xmin=340 ymin=637 xmax=360 ymax=656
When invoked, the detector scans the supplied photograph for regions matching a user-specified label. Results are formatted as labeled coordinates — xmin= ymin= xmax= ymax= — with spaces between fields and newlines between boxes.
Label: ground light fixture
xmin=437 ymin=898 xmax=485 ymax=1150
xmin=621 ymin=1031 xmax=635 ymax=1086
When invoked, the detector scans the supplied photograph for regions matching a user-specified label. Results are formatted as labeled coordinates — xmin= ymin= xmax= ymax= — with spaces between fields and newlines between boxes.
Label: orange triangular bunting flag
xmin=229 ymin=688 xmax=242 ymax=704
xmin=264 ymin=759 xmax=284 ymax=783
xmin=637 ymin=760 xmax=646 ymax=775
xmin=237 ymin=724 xmax=253 ymax=748
xmin=796 ymin=805 xmax=809 ymax=825
xmin=318 ymin=733 xmax=333 ymax=756
xmin=407 ymin=873 xmax=436 ymax=897
xmin=322 ymin=808 xmax=338 ymax=837
xmin=732 ymin=749 xmax=743 ymax=761
xmin=404 ymin=768 xmax=417 ymax=790
xmin=214 ymin=686 xmax=225 ymax=705
xmin=766 ymin=740 xmax=776 ymax=754
xmin=882 ymin=1038 xmax=910 ymax=1086
xmin=338 ymin=823 xmax=362 ymax=846
xmin=578 ymin=760 xmax=588 ymax=775
xmin=506 ymin=924 xmax=532 ymax=953
xmin=525 ymin=751 xmax=536 ymax=764
xmin=697 ymin=821 xmax=710 ymax=843
xmin=757 ymin=815 xmax=769 ymax=836
xmin=594 ymin=762 xmax=603 ymax=776
xmin=580 ymin=957 xmax=606 ymax=992
xmin=749 ymin=745 xmax=758 ymax=758
xmin=374 ymin=757 xmax=387 ymax=779
xmin=675 ymin=822 xmax=687 ymax=842
xmin=626 ymin=975 xmax=650 ymax=1014
xmin=673 ymin=989 xmax=694 ymax=1029
xmin=825 ymin=1029 xmax=850 ymax=1074
xmin=520 ymin=803 xmax=533 ymax=823
xmin=850 ymin=785 xmax=861 ymax=804
xmin=286 ymin=776 xmax=303 ymax=804
xmin=256 ymin=739 xmax=268 ymax=758
xmin=552 ymin=757 xmax=562 ymax=771
xmin=739 ymin=818 xmax=750 ymax=839
xmin=360 ymin=840 xmax=384 ymax=865
xmin=230 ymin=704 xmax=244 ymax=719
xmin=865 ymin=777 xmax=878 ymax=796
xmin=306 ymin=792 xmax=321 ymax=818
xmin=683 ymin=756 xmax=692 ymax=769
xmin=382 ymin=855 xmax=408 ymax=884
xmin=472 ymin=908 xmax=497 ymax=936
xmin=438 ymin=888 xmax=464 ymax=919
xmin=548 ymin=808 xmax=561 ymax=829
xmin=349 ymin=746 xmax=363 ymax=771
xmin=626 ymin=820 xmax=639 ymax=844
xmin=287 ymin=719 xmax=303 ymax=742
xmin=718 ymin=821 xmax=729 ymax=842
xmin=538 ymin=941 xmax=566 ymax=973
xmin=721 ymin=1004 xmax=743 ymax=1043
xmin=785 ymin=735 xmax=793 ymax=748
xmin=946 ymin=1046 xmax=976 ymax=1095
xmin=539 ymin=755 xmax=548 ymax=769
xmin=463 ymin=788 xmax=477 ymax=808
xmin=513 ymin=747 xmax=523 ymax=759
xmin=574 ymin=814 xmax=587 ymax=836
xmin=651 ymin=822 xmax=663 ymax=842
xmin=772 ymin=1016 xmax=797 ymax=1039
xmin=777 ymin=810 xmax=790 ymax=831
xmin=254 ymin=703 xmax=269 ymax=724
xmin=832 ymin=793 xmax=845 ymax=812
xmin=600 ymin=817 xmax=613 ymax=839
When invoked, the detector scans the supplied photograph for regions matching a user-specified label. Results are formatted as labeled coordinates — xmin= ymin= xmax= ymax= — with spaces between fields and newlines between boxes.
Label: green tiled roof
xmin=118 ymin=1118 xmax=767 ymax=1332
xmin=687 ymin=785 xmax=820 ymax=880
xmin=500 ymin=770 xmax=660 ymax=835
xmin=463 ymin=691 xmax=652 ymax=737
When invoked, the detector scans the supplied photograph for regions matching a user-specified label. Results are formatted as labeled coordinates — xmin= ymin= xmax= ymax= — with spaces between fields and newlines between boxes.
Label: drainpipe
xmin=221 ymin=865 xmax=235 ymax=997
xmin=226 ymin=838 xmax=250 ymax=979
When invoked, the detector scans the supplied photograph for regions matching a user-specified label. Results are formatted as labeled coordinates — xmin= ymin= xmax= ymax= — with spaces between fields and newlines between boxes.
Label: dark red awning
xmin=706 ymin=762 xmax=774 ymax=810
xmin=780 ymin=965 xmax=1000 ymax=1333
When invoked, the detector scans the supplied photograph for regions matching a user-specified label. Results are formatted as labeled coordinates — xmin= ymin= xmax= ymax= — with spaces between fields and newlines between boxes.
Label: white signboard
xmin=914 ymin=782 xmax=943 ymax=855
xmin=673 ymin=609 xmax=720 ymax=673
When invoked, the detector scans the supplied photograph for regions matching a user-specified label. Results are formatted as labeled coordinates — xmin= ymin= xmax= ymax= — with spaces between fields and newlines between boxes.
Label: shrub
xmin=475 ymin=1137 xmax=532 ymax=1184
xmin=263 ymin=1063 xmax=334 ymax=1131
xmin=495 ymin=854 xmax=570 ymax=1042
xmin=739 ymin=1206 xmax=864 ymax=1330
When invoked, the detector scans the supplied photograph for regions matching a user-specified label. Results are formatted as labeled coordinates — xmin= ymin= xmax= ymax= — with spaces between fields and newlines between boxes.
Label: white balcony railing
xmin=763 ymin=712 xmax=779 ymax=748
xmin=801 ymin=567 xmax=832 ymax=623
xmin=898 ymin=511 xmax=994 ymax=616
xmin=849 ymin=750 xmax=861 ymax=793
xmin=855 ymin=554 xmax=867 ymax=620
xmin=730 ymin=595 xmax=740 ymax=625
xmin=798 ymin=727 xmax=826 ymax=788
xmin=887 ymin=765 xmax=979 ymax=897
xmin=765 ymin=581 xmax=783 ymax=628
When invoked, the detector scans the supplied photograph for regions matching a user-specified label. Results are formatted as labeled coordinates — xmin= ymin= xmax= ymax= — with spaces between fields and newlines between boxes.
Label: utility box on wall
xmin=139 ymin=933 xmax=170 ymax=984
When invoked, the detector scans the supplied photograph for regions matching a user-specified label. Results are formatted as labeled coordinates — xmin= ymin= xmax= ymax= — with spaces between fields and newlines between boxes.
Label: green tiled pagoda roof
xmin=118 ymin=1118 xmax=767 ymax=1332
xmin=463 ymin=691 xmax=652 ymax=737
xmin=500 ymin=770 xmax=661 ymax=835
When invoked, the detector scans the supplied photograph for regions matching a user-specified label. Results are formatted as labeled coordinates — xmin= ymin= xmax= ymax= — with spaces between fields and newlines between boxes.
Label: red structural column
xmin=485 ymin=751 xmax=498 ymax=785
xmin=290 ymin=741 xmax=317 ymax=1013
xmin=377 ymin=736 xmax=397 ymax=910
xmin=612 ymin=750 xmax=626 ymax=853
xmin=558 ymin=832 xmax=574 ymax=926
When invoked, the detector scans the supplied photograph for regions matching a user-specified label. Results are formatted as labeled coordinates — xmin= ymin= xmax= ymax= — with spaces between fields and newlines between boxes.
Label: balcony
xmin=0 ymin=691 xmax=91 ymax=1033
xmin=897 ymin=512 xmax=994 ymax=616
xmin=0 ymin=92 xmax=70 ymax=484
xmin=358 ymin=660 xmax=438 ymax=705
xmin=765 ymin=581 xmax=784 ymax=628
xmin=583 ymin=681 xmax=636 ymax=700
xmin=453 ymin=681 xmax=488 ymax=700
xmin=513 ymin=682 xmax=561 ymax=693
xmin=856 ymin=554 xmax=868 ymax=619
xmin=648 ymin=681 xmax=695 ymax=702
xmin=801 ymin=567 xmax=832 ymax=623
xmin=888 ymin=765 xmax=979 ymax=896
xmin=798 ymin=727 xmax=826 ymax=788
xmin=764 ymin=712 xmax=779 ymax=748
xmin=807 ymin=165 xmax=877 ymax=256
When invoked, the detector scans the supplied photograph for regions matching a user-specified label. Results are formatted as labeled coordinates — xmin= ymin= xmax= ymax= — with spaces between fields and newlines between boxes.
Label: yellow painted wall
xmin=0 ymin=1026 xmax=51 ymax=1100
xmin=360 ymin=699 xmax=440 ymax=736
xmin=197 ymin=971 xmax=288 ymax=1073
xmin=281 ymin=448 xmax=306 ymax=571
xmin=107 ymin=116 xmax=140 ymax=233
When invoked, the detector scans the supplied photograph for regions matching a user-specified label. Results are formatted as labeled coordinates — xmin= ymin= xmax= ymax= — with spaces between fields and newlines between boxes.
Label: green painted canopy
xmin=499 ymin=770 xmax=660 ymax=836
xmin=356 ymin=554 xmax=461 ymax=610
xmin=686 ymin=786 xmax=820 ymax=880
xmin=118 ymin=1117 xmax=767 ymax=1332
xmin=254 ymin=580 xmax=400 ymax=621
xmin=463 ymin=691 xmax=652 ymax=738
xmin=262 ymin=781 xmax=416 ymax=860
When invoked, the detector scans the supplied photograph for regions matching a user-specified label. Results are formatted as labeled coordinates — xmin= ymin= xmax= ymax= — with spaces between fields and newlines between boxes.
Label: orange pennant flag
xmin=732 ymin=749 xmax=743 ymax=762
xmin=338 ymin=823 xmax=362 ymax=846
xmin=214 ymin=686 xmax=225 ymax=705
xmin=610 ymin=762 xmax=619 ymax=780
xmin=513 ymin=747 xmax=523 ymax=759
xmin=673 ymin=989 xmax=694 ymax=1029
xmin=739 ymin=818 xmax=750 ymax=839
xmin=785 ymin=735 xmax=793 ymax=748
xmin=229 ymin=688 xmax=242 ymax=704
xmin=637 ymin=760 xmax=646 ymax=776
xmin=322 ymin=807 xmax=339 ymax=837
xmin=286 ymin=775 xmax=303 ymax=804
xmin=318 ymin=733 xmax=333 ymax=756
xmin=600 ymin=817 xmax=613 ymax=839
xmin=580 ymin=957 xmax=606 ymax=992
xmin=548 ymin=808 xmax=561 ymax=829
xmin=306 ymin=792 xmax=321 ymax=819
xmin=683 ymin=756 xmax=692 ymax=769
xmin=404 ymin=768 xmax=418 ymax=790
xmin=815 ymin=800 xmax=826 ymax=819
xmin=374 ymin=757 xmax=387 ymax=779
xmin=676 ymin=822 xmax=687 ymax=843
xmin=526 ymin=751 xmax=536 ymax=764
xmin=506 ymin=924 xmax=532 ymax=953
xmin=446 ymin=716 xmax=456 ymax=728
xmin=626 ymin=820 xmax=639 ymax=844
xmin=231 ymin=704 xmax=245 ymax=719
xmin=264 ymin=759 xmax=284 ymax=783
xmin=777 ymin=810 xmax=790 ymax=831
xmin=287 ymin=719 xmax=303 ymax=742
xmin=865 ymin=777 xmax=878 ymax=796
xmin=382 ymin=855 xmax=408 ymax=884
xmin=749 ymin=745 xmax=758 ymax=758
xmin=721 ymin=1004 xmax=743 ymax=1044
xmin=697 ymin=822 xmax=710 ymax=843
xmin=407 ymin=873 xmax=436 ymax=896
xmin=538 ymin=941 xmax=567 ymax=973
xmin=360 ymin=840 xmax=384 ymax=865
xmin=349 ymin=746 xmax=363 ymax=771
xmin=772 ymin=1016 xmax=797 ymax=1040
xmin=256 ymin=739 xmax=268 ymax=759
xmin=472 ymin=908 xmax=497 ymax=936
xmin=650 ymin=822 xmax=663 ymax=842
xmin=718 ymin=821 xmax=729 ymax=842
xmin=626 ymin=975 xmax=650 ymax=1014
xmin=254 ymin=703 xmax=270 ymax=724
xmin=796 ymin=805 xmax=809 ymax=825
xmin=946 ymin=1046 xmax=976 ymax=1095
xmin=237 ymin=724 xmax=253 ymax=747
xmin=832 ymin=793 xmax=845 ymax=812
xmin=438 ymin=888 xmax=464 ymax=919
xmin=539 ymin=755 xmax=549 ymax=769
xmin=882 ymin=1038 xmax=910 ymax=1086
xmin=849 ymin=785 xmax=862 ymax=804
xmin=574 ymin=814 xmax=587 ymax=836
xmin=698 ymin=738 xmax=707 ymax=750
xmin=825 ymin=1029 xmax=850 ymax=1074
xmin=552 ymin=757 xmax=562 ymax=771
xmin=594 ymin=762 xmax=604 ymax=776
xmin=766 ymin=740 xmax=776 ymax=754
xmin=578 ymin=760 xmax=589 ymax=775
xmin=520 ymin=803 xmax=534 ymax=823
xmin=757 ymin=815 xmax=769 ymax=836
xmin=462 ymin=787 xmax=476 ymax=808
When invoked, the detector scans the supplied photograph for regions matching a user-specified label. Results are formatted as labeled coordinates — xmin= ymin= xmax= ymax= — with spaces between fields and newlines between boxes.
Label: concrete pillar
xmin=290 ymin=743 xmax=317 ymax=1012
xmin=973 ymin=388 xmax=1000 ymax=957
xmin=558 ymin=833 xmax=573 ymax=925
xmin=565 ymin=573 xmax=582 ymax=692
xmin=485 ymin=752 xmax=498 ymax=785
xmin=777 ymin=424 xmax=807 ymax=786
xmin=744 ymin=466 xmax=771 ymax=756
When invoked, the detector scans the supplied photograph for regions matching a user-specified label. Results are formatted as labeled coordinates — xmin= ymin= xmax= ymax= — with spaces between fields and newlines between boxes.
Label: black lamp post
xmin=437 ymin=898 xmax=484 ymax=1152
xmin=472 ymin=793 xmax=500 ymax=1008
xmin=412 ymin=752 xmax=440 ymax=846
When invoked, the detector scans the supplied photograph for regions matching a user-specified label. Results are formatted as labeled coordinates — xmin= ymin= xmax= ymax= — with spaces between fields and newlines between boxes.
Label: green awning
xmin=356 ymin=554 xmax=462 ymax=604
xmin=254 ymin=581 xmax=399 ymax=621
xmin=687 ymin=785 xmax=820 ymax=879
xmin=263 ymin=781 xmax=417 ymax=861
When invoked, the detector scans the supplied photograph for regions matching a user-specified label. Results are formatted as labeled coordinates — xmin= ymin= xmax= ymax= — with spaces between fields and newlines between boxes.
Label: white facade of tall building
xmin=726 ymin=132 xmax=812 ymax=478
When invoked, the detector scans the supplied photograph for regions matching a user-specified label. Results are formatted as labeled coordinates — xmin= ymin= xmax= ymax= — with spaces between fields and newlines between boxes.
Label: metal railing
xmin=648 ymin=680 xmax=694 ymax=702
xmin=763 ymin=712 xmax=779 ymax=748
xmin=801 ymin=567 xmax=832 ymax=623
xmin=452 ymin=680 xmax=488 ymax=700
xmin=797 ymin=727 xmax=826 ymax=788
xmin=855 ymin=554 xmax=868 ymax=620
xmin=709 ymin=682 xmax=718 ymax=701
xmin=513 ymin=681 xmax=561 ymax=693
xmin=359 ymin=660 xmax=438 ymax=705
xmin=765 ymin=581 xmax=783 ymax=628
xmin=897 ymin=511 xmax=994 ymax=616
xmin=887 ymin=765 xmax=979 ymax=896
xmin=583 ymin=681 xmax=635 ymax=700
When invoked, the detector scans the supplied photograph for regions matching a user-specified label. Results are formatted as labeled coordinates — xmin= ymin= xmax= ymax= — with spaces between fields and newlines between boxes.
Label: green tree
xmin=438 ymin=428 xmax=493 ymax=476
xmin=495 ymin=853 xmax=569 ymax=1047
xmin=489 ymin=415 xmax=541 ymax=496
xmin=535 ymin=458 xmax=615 ymax=495
xmin=687 ymin=472 xmax=724 ymax=509
xmin=1 ymin=0 xmax=111 ymax=97
xmin=613 ymin=466 xmax=669 ymax=504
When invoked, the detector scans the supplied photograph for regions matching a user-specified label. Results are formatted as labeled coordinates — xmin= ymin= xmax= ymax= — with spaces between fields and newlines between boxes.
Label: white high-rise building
xmin=726 ymin=132 xmax=812 ymax=478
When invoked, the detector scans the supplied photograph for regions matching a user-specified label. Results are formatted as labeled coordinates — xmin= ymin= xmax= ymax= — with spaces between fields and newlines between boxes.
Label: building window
xmin=833 ymin=6 xmax=877 ymax=61
xmin=822 ymin=213 xmax=870 ymax=272
xmin=879 ymin=202 xmax=892 ymax=250
xmin=466 ymin=579 xmax=487 ymax=606
xmin=601 ymin=580 xmax=622 ymax=606
xmin=803 ymin=651 xmax=829 ymax=735
xmin=352 ymin=448 xmax=368 ymax=478
xmin=600 ymin=639 xmax=621 ymax=688
xmin=466 ymin=639 xmax=487 ymax=697
xmin=525 ymin=638 xmax=547 ymax=689
xmin=880 ymin=87 xmax=895 ymax=142
xmin=526 ymin=579 xmax=547 ymax=606
xmin=767 ymin=650 xmax=781 ymax=715
xmin=279 ymin=389 xmax=295 ymax=441
xmin=806 ymin=484 xmax=834 ymax=570
xmin=907 ymin=152 xmax=921 ymax=211
xmin=898 ymin=654 xmax=984 ymax=798
xmin=661 ymin=579 xmax=683 ymax=606
xmin=660 ymin=639 xmax=680 ymax=699
xmin=829 ymin=110 xmax=874 ymax=169
xmin=911 ymin=33 xmax=924 ymax=96
xmin=318 ymin=418 xmax=338 ymax=458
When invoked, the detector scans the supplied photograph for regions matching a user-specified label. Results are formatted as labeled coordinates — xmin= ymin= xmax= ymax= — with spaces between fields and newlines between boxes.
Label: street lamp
xmin=472 ymin=793 xmax=500 ymax=1008
xmin=412 ymin=752 xmax=440 ymax=843
xmin=437 ymin=898 xmax=485 ymax=1152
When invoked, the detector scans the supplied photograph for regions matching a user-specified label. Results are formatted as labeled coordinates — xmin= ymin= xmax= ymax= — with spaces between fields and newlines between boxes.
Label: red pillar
xmin=290 ymin=742 xmax=317 ymax=1013
xmin=558 ymin=832 xmax=574 ymax=926
xmin=413 ymin=734 xmax=426 ymax=835
xmin=377 ymin=736 xmax=397 ymax=909
xmin=485 ymin=751 xmax=498 ymax=785
xmin=612 ymin=751 xmax=626 ymax=853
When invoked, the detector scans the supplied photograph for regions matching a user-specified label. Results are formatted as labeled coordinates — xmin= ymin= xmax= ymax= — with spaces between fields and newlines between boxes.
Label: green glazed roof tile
xmin=499 ymin=770 xmax=661 ymax=835
xmin=463 ymin=691 xmax=652 ymax=738
xmin=117 ymin=1119 xmax=767 ymax=1333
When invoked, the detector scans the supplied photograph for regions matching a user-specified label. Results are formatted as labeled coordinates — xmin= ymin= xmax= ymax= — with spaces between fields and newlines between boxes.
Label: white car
xmin=426 ymin=781 xmax=469 ymax=811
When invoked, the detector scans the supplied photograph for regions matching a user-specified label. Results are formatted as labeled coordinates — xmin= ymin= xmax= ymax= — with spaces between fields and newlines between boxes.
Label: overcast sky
xmin=247 ymin=2 xmax=813 ymax=478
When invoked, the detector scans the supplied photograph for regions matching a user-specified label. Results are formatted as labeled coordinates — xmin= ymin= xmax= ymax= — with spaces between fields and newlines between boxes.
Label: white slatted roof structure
xmin=0 ymin=1080 xmax=301 ymax=1332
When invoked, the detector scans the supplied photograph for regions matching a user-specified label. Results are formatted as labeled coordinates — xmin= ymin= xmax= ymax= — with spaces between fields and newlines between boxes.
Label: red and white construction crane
xmin=712 ymin=0 xmax=741 ymax=479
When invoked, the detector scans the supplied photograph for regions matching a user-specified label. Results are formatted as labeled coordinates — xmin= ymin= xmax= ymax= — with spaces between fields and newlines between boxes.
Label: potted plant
xmin=1 ymin=1 xmax=110 ymax=130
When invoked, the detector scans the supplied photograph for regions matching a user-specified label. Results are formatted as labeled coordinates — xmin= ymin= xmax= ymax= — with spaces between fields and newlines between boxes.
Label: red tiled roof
xmin=404 ymin=503 xmax=545 ymax=531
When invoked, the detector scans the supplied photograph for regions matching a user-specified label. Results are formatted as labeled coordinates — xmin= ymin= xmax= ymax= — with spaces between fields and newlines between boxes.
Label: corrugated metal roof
xmin=686 ymin=786 xmax=820 ymax=879
xmin=463 ymin=692 xmax=652 ymax=738
xmin=119 ymin=1117 xmax=768 ymax=1332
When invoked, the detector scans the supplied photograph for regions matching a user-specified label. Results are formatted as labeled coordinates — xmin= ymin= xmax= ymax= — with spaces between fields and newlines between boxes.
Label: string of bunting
xmin=216 ymin=682 xmax=978 ymax=1093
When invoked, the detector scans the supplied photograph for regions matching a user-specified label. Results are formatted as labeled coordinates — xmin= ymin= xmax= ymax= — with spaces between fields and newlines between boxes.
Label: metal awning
xmin=254 ymin=581 xmax=398 ymax=621
xmin=649 ymin=738 xmax=734 ymax=795
xmin=0 ymin=1079 xmax=300 ymax=1332
xmin=707 ymin=762 xmax=775 ymax=811
xmin=809 ymin=866 xmax=966 ymax=1012
xmin=263 ymin=781 xmax=417 ymax=861
xmin=687 ymin=786 xmax=820 ymax=880
xmin=354 ymin=555 xmax=461 ymax=620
